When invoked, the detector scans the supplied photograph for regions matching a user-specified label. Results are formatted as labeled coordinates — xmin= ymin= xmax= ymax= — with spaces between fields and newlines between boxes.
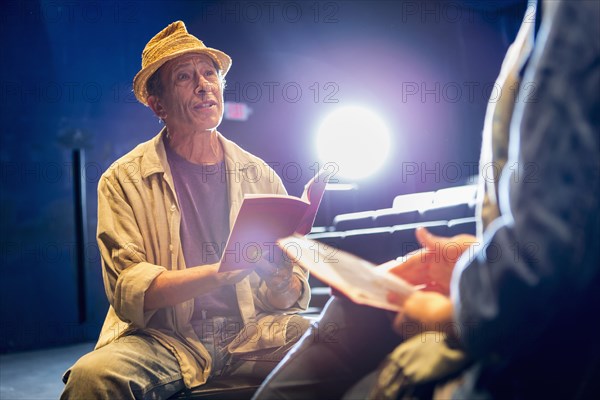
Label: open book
xmin=218 ymin=168 xmax=331 ymax=272
xmin=277 ymin=235 xmax=417 ymax=311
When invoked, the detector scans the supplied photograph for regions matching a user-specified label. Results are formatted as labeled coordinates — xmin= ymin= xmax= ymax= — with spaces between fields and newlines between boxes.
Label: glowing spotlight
xmin=316 ymin=106 xmax=391 ymax=180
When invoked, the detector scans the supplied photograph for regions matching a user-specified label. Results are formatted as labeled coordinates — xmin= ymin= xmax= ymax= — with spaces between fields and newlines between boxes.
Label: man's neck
xmin=165 ymin=127 xmax=223 ymax=165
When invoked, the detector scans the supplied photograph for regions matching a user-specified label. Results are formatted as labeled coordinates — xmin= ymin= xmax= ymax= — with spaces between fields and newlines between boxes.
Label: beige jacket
xmin=95 ymin=128 xmax=310 ymax=388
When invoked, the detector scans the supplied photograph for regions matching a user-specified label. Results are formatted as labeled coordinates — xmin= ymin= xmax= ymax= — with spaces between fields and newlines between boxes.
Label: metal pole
xmin=72 ymin=148 xmax=87 ymax=323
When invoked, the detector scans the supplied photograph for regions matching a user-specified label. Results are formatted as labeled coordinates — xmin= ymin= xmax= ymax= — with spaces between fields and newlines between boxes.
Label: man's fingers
xmin=388 ymin=250 xmax=438 ymax=284
xmin=387 ymin=290 xmax=409 ymax=306
xmin=404 ymin=291 xmax=453 ymax=327
xmin=257 ymin=248 xmax=293 ymax=274
xmin=415 ymin=227 xmax=430 ymax=248
xmin=416 ymin=226 xmax=444 ymax=250
xmin=392 ymin=305 xmax=425 ymax=339
xmin=388 ymin=249 xmax=426 ymax=273
xmin=254 ymin=258 xmax=277 ymax=278
xmin=220 ymin=268 xmax=253 ymax=285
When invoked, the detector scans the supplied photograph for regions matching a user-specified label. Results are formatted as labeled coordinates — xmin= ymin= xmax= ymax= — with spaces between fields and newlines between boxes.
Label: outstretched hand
xmin=387 ymin=227 xmax=477 ymax=295
xmin=383 ymin=228 xmax=476 ymax=339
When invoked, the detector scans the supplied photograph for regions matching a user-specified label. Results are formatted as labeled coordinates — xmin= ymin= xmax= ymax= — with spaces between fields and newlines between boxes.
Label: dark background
xmin=0 ymin=0 xmax=526 ymax=353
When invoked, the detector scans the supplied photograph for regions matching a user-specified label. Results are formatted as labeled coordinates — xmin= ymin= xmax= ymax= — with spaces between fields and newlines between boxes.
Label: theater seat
xmin=373 ymin=208 xmax=420 ymax=227
xmin=447 ymin=217 xmax=477 ymax=236
xmin=332 ymin=210 xmax=376 ymax=230
xmin=419 ymin=185 xmax=477 ymax=221
xmin=339 ymin=228 xmax=393 ymax=264
xmin=307 ymin=231 xmax=344 ymax=249
xmin=420 ymin=202 xmax=472 ymax=222
xmin=389 ymin=220 xmax=449 ymax=259
xmin=392 ymin=191 xmax=435 ymax=210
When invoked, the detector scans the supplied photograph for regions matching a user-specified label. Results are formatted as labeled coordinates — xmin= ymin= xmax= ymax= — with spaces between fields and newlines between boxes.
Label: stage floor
xmin=0 ymin=342 xmax=94 ymax=399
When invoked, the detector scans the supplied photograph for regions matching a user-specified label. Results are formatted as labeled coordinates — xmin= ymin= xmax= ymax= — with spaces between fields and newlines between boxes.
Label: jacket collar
xmin=140 ymin=127 xmax=168 ymax=179
xmin=139 ymin=127 xmax=253 ymax=178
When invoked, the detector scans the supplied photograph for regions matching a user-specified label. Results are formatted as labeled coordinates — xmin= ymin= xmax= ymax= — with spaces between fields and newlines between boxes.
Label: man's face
xmin=154 ymin=53 xmax=224 ymax=132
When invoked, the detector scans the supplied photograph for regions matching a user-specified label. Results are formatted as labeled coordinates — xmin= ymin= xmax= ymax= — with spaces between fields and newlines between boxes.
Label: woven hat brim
xmin=133 ymin=47 xmax=231 ymax=106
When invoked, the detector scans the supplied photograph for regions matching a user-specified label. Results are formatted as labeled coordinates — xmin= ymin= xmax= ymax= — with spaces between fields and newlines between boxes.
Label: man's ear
xmin=147 ymin=95 xmax=166 ymax=120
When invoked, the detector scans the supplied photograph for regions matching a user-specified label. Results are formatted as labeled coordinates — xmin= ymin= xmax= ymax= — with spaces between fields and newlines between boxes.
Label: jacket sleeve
xmin=451 ymin=0 xmax=600 ymax=360
xmin=97 ymin=173 xmax=166 ymax=328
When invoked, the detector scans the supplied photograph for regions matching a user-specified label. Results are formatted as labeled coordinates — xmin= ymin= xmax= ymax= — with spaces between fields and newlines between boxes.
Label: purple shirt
xmin=165 ymin=140 xmax=239 ymax=318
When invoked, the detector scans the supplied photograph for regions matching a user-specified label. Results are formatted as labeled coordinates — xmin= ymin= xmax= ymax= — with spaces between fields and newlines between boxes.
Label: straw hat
xmin=133 ymin=21 xmax=232 ymax=105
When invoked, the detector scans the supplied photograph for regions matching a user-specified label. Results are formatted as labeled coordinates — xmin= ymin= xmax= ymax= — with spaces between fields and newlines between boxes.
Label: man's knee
xmin=62 ymin=336 xmax=183 ymax=400
xmin=61 ymin=350 xmax=115 ymax=398
xmin=285 ymin=315 xmax=311 ymax=343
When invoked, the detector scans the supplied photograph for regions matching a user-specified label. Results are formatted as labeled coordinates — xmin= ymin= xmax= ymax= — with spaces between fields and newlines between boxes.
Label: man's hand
xmin=381 ymin=228 xmax=474 ymax=339
xmin=255 ymin=248 xmax=302 ymax=309
xmin=388 ymin=228 xmax=477 ymax=295
xmin=254 ymin=248 xmax=294 ymax=291
xmin=389 ymin=290 xmax=455 ymax=340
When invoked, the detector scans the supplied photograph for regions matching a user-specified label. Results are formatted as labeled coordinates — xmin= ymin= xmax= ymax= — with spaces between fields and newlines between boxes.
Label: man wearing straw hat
xmin=60 ymin=21 xmax=311 ymax=399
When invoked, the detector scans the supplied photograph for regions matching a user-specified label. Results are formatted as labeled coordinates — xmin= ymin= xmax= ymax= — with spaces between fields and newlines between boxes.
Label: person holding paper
xmin=380 ymin=2 xmax=600 ymax=398
xmin=255 ymin=1 xmax=600 ymax=398
xmin=61 ymin=21 xmax=311 ymax=399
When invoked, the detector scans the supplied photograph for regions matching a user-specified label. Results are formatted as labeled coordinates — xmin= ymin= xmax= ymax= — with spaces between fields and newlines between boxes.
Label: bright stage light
xmin=316 ymin=106 xmax=391 ymax=180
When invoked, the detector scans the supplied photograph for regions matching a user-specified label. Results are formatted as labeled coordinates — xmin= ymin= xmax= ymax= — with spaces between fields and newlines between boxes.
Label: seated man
xmin=61 ymin=21 xmax=311 ymax=400
xmin=255 ymin=0 xmax=600 ymax=398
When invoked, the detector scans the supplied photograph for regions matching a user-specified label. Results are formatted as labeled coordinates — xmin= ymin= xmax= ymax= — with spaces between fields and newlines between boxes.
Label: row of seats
xmin=308 ymin=217 xmax=477 ymax=265
xmin=331 ymin=184 xmax=477 ymax=231
xmin=306 ymin=216 xmax=476 ymax=302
